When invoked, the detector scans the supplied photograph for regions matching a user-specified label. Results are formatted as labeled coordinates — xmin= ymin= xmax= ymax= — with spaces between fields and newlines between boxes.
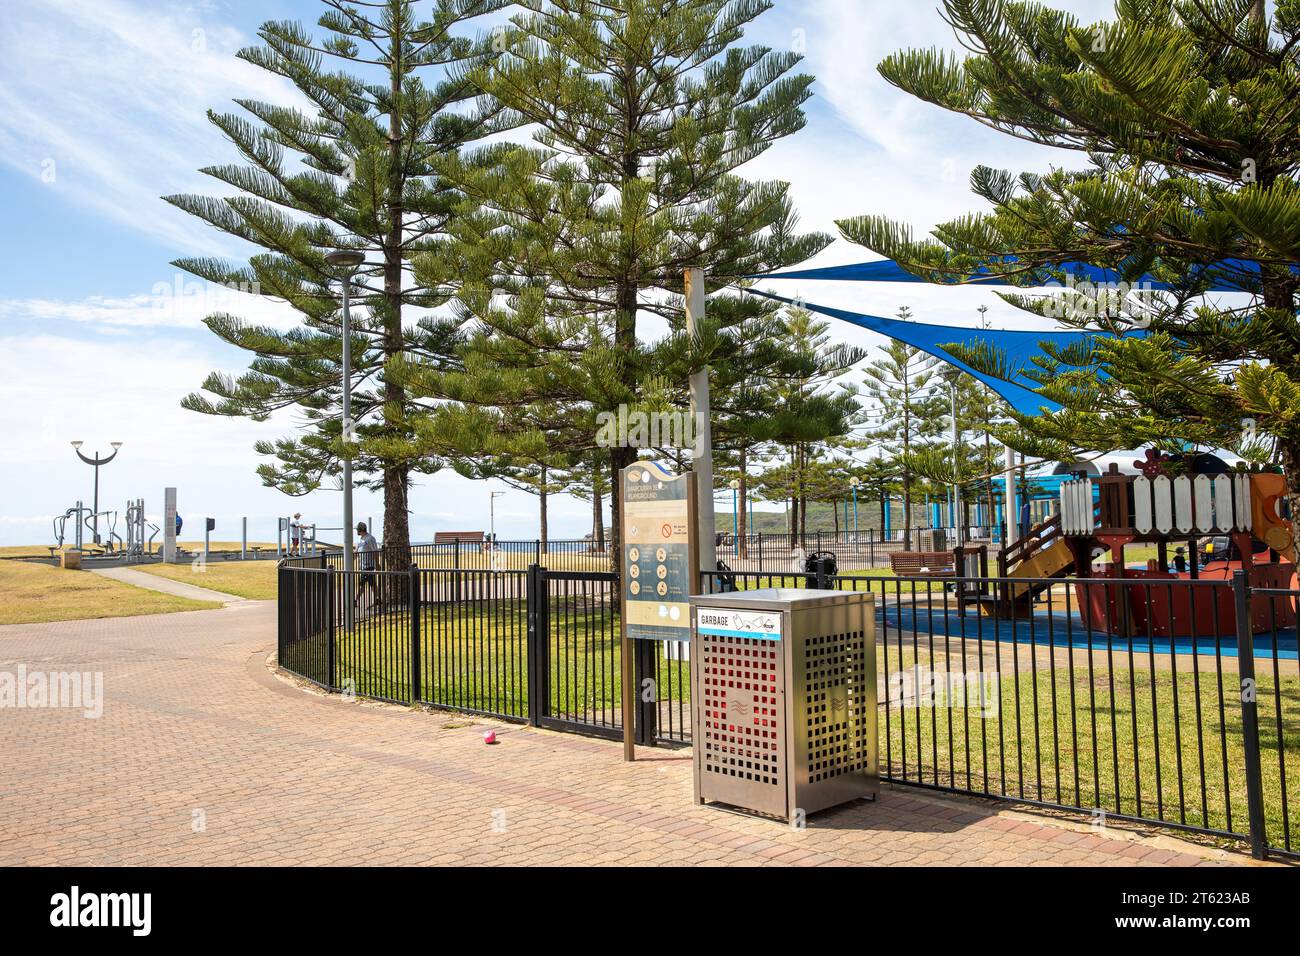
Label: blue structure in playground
xmin=876 ymin=469 xmax=1101 ymax=543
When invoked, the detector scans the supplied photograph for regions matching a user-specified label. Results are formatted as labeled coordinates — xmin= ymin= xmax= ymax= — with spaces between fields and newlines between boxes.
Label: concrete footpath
xmin=0 ymin=601 xmax=1265 ymax=867
xmin=90 ymin=565 xmax=247 ymax=604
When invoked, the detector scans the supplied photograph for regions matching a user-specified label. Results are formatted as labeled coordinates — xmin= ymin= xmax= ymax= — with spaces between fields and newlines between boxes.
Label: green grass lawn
xmin=880 ymin=640 xmax=1300 ymax=852
xmin=137 ymin=559 xmax=279 ymax=600
xmin=282 ymin=600 xmax=691 ymax=727
xmin=0 ymin=560 xmax=220 ymax=625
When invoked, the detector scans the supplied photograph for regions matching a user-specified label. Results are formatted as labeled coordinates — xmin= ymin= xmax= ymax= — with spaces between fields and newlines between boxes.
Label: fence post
xmin=816 ymin=556 xmax=831 ymax=590
xmin=326 ymin=567 xmax=337 ymax=692
xmin=525 ymin=563 xmax=543 ymax=726
xmin=1232 ymin=570 xmax=1269 ymax=859
xmin=757 ymin=532 xmax=763 ymax=573
xmin=634 ymin=640 xmax=658 ymax=745
xmin=409 ymin=563 xmax=421 ymax=705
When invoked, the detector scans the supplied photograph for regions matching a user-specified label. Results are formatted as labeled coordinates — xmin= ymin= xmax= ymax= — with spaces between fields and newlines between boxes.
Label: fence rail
xmin=279 ymin=556 xmax=1298 ymax=859
xmin=286 ymin=529 xmax=991 ymax=573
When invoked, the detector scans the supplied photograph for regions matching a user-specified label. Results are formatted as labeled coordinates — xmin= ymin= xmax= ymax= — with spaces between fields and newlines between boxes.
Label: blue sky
xmin=0 ymin=0 xmax=1121 ymax=546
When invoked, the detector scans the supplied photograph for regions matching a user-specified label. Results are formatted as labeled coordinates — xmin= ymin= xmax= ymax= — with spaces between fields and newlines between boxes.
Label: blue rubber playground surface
xmin=880 ymin=603 xmax=1299 ymax=661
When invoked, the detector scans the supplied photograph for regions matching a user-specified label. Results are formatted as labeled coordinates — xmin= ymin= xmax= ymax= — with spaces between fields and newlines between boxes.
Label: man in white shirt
xmin=355 ymin=522 xmax=380 ymax=610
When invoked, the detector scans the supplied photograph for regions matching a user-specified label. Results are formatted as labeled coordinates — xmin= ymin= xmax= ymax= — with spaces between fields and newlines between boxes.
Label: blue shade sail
xmin=748 ymin=257 xmax=1268 ymax=291
xmin=745 ymin=287 xmax=1095 ymax=415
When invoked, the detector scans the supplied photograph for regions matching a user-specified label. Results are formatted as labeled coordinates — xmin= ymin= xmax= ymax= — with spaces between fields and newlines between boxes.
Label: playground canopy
xmin=743 ymin=256 xmax=1264 ymax=416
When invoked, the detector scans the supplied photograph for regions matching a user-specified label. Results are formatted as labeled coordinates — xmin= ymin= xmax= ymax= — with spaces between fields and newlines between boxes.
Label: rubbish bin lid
xmin=689 ymin=587 xmax=873 ymax=610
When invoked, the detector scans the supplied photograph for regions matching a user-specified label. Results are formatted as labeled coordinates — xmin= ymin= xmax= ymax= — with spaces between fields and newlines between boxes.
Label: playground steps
xmin=978 ymin=514 xmax=1077 ymax=617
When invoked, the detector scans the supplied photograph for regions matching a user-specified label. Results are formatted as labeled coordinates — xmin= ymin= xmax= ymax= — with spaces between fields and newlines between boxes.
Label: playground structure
xmin=957 ymin=460 xmax=1296 ymax=638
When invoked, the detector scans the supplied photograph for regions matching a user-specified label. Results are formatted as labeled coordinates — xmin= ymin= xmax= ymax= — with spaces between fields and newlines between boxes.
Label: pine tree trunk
xmin=380 ymin=34 xmax=410 ymax=573
xmin=382 ymin=465 xmax=410 ymax=569
xmin=592 ymin=476 xmax=605 ymax=550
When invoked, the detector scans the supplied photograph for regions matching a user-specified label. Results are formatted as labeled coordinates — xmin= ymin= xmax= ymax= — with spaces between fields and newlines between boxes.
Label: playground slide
xmin=980 ymin=538 xmax=1076 ymax=616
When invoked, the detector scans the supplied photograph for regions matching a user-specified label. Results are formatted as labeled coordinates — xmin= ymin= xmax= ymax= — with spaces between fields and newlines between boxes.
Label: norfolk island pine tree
xmin=836 ymin=0 xmax=1300 ymax=562
xmin=165 ymin=0 xmax=510 ymax=566
xmin=395 ymin=0 xmax=833 ymax=569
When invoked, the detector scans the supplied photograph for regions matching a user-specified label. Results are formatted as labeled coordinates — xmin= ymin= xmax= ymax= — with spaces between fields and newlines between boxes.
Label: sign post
xmin=163 ymin=487 xmax=177 ymax=564
xmin=619 ymin=460 xmax=698 ymax=761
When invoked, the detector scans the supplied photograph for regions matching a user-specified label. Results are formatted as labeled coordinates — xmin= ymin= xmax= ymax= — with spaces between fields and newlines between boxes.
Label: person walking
xmin=354 ymin=522 xmax=380 ymax=612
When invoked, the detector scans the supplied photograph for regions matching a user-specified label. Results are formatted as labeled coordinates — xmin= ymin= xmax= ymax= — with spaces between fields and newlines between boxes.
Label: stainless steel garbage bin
xmin=690 ymin=588 xmax=877 ymax=822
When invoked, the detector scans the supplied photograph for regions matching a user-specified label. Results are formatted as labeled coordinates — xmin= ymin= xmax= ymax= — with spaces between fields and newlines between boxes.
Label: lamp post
xmin=943 ymin=366 xmax=964 ymax=544
xmin=489 ymin=490 xmax=506 ymax=568
xmin=71 ymin=441 xmax=122 ymax=545
xmin=325 ymin=249 xmax=366 ymax=576
xmin=849 ymin=476 xmax=860 ymax=540
xmin=729 ymin=479 xmax=739 ymax=556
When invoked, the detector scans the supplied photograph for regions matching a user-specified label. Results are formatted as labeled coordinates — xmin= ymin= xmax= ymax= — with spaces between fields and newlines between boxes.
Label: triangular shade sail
xmin=747 ymin=287 xmax=1090 ymax=415
xmin=749 ymin=257 xmax=1267 ymax=292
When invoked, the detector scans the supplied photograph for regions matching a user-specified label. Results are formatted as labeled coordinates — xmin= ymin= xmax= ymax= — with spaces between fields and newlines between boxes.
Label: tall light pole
xmin=943 ymin=366 xmax=964 ymax=544
xmin=71 ymin=441 xmax=122 ymax=544
xmin=849 ymin=475 xmax=860 ymax=540
xmin=489 ymin=490 xmax=506 ymax=568
xmin=325 ymin=249 xmax=365 ymax=575
xmin=729 ymin=479 xmax=739 ymax=556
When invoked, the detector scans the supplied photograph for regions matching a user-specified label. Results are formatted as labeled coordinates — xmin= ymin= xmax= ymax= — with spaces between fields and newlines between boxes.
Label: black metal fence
xmin=697 ymin=567 xmax=1298 ymax=861
xmin=279 ymin=555 xmax=1297 ymax=860
xmin=278 ymin=560 xmax=689 ymax=746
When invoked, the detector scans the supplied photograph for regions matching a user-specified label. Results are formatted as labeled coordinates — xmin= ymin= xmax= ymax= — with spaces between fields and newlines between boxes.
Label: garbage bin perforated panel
xmin=699 ymin=632 xmax=786 ymax=818
xmin=692 ymin=589 xmax=877 ymax=823
xmin=803 ymin=630 xmax=871 ymax=783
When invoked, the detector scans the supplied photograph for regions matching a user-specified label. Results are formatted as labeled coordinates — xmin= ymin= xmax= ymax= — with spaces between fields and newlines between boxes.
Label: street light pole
xmin=849 ymin=476 xmax=860 ymax=540
xmin=71 ymin=441 xmax=122 ymax=545
xmin=945 ymin=369 xmax=964 ymax=545
xmin=729 ymin=479 xmax=739 ymax=556
xmin=489 ymin=490 xmax=506 ymax=568
xmin=325 ymin=250 xmax=366 ymax=576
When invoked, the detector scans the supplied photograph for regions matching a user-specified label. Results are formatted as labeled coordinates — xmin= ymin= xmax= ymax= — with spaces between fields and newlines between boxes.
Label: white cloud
xmin=0 ymin=0 xmax=304 ymax=255
xmin=0 ymin=329 xmax=601 ymax=545
xmin=0 ymin=279 xmax=303 ymax=332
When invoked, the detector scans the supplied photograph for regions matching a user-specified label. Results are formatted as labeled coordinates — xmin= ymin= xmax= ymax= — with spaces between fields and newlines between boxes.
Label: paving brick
xmin=0 ymin=602 xmax=1257 ymax=868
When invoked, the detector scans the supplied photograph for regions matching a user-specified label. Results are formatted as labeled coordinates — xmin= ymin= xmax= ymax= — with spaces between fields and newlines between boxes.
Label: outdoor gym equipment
xmin=53 ymin=502 xmax=119 ymax=552
xmin=53 ymin=503 xmax=90 ymax=551
xmin=124 ymin=499 xmax=158 ymax=559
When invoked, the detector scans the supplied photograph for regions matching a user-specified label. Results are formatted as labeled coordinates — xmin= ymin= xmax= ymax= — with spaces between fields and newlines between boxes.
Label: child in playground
xmin=289 ymin=513 xmax=302 ymax=556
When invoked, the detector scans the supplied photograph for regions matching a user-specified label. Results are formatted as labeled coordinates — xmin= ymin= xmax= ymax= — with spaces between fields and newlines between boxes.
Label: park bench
xmin=888 ymin=550 xmax=956 ymax=577
xmin=434 ymin=531 xmax=485 ymax=546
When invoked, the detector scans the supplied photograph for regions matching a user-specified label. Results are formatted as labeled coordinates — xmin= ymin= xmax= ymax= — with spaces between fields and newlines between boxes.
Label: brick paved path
xmin=0 ymin=602 xmax=1260 ymax=866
